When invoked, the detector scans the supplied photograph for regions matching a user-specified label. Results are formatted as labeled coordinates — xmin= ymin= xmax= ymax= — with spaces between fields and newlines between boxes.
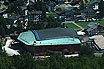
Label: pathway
xmin=72 ymin=22 xmax=84 ymax=30
xmin=62 ymin=21 xmax=84 ymax=30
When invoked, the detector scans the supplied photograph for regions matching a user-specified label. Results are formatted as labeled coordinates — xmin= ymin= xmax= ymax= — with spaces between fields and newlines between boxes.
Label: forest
xmin=0 ymin=42 xmax=104 ymax=69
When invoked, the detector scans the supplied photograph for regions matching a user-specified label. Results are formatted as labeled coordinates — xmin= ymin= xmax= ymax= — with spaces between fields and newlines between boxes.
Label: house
xmin=83 ymin=22 xmax=104 ymax=36
xmin=56 ymin=11 xmax=66 ymax=22
xmin=81 ymin=7 xmax=97 ymax=21
xmin=86 ymin=0 xmax=98 ymax=9
xmin=0 ymin=9 xmax=4 ymax=15
xmin=17 ymin=28 xmax=81 ymax=55
xmin=70 ymin=0 xmax=80 ymax=5
xmin=86 ymin=0 xmax=99 ymax=14
xmin=8 ymin=15 xmax=21 ymax=24
xmin=56 ymin=6 xmax=77 ymax=22
xmin=0 ymin=2 xmax=8 ymax=17
xmin=20 ymin=6 xmax=27 ymax=15
xmin=89 ymin=35 xmax=104 ymax=53
xmin=56 ymin=0 xmax=65 ymax=4
xmin=65 ymin=7 xmax=77 ymax=21
xmin=28 ymin=11 xmax=42 ymax=22
xmin=46 ymin=1 xmax=56 ymax=12
xmin=0 ymin=9 xmax=8 ymax=18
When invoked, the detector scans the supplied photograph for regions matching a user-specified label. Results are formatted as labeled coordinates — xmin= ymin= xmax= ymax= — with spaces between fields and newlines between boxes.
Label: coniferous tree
xmin=0 ymin=16 xmax=7 ymax=37
xmin=99 ymin=0 xmax=104 ymax=18
xmin=79 ymin=0 xmax=85 ymax=10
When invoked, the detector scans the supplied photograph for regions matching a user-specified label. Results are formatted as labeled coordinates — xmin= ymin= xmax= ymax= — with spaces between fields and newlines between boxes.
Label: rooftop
xmin=86 ymin=0 xmax=96 ymax=5
xmin=17 ymin=28 xmax=80 ymax=45
xmin=28 ymin=11 xmax=42 ymax=15
xmin=86 ymin=22 xmax=99 ymax=31
xmin=90 ymin=35 xmax=104 ymax=49
xmin=33 ymin=28 xmax=78 ymax=40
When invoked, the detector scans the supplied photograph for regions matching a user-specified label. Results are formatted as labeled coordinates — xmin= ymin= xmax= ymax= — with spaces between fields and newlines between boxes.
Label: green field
xmin=46 ymin=13 xmax=57 ymax=17
xmin=94 ymin=20 xmax=104 ymax=26
xmin=66 ymin=23 xmax=80 ymax=29
xmin=76 ymin=20 xmax=104 ymax=28
xmin=76 ymin=21 xmax=89 ymax=28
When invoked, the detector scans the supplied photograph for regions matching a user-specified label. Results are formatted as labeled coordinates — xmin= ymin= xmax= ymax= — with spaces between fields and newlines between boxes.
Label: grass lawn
xmin=76 ymin=19 xmax=104 ymax=28
xmin=76 ymin=21 xmax=89 ymax=28
xmin=46 ymin=13 xmax=57 ymax=17
xmin=66 ymin=23 xmax=80 ymax=29
xmin=94 ymin=20 xmax=104 ymax=26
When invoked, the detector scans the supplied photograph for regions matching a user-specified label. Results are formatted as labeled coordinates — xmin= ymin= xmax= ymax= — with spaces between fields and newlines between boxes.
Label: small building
xmin=57 ymin=7 xmax=77 ymax=22
xmin=89 ymin=35 xmax=104 ymax=53
xmin=8 ymin=15 xmax=21 ymax=24
xmin=20 ymin=6 xmax=27 ymax=15
xmin=86 ymin=0 xmax=99 ymax=9
xmin=65 ymin=7 xmax=78 ymax=21
xmin=46 ymin=1 xmax=56 ymax=12
xmin=83 ymin=22 xmax=104 ymax=36
xmin=28 ymin=11 xmax=42 ymax=22
xmin=55 ymin=0 xmax=65 ymax=4
xmin=70 ymin=0 xmax=80 ymax=5
xmin=81 ymin=7 xmax=97 ymax=21
xmin=86 ymin=0 xmax=99 ymax=14
xmin=17 ymin=28 xmax=81 ymax=55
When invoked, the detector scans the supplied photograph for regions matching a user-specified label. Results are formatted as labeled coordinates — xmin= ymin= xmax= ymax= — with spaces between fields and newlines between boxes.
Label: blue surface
xmin=32 ymin=30 xmax=40 ymax=40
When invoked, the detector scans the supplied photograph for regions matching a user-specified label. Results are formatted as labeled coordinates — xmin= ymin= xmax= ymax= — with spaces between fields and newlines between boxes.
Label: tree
xmin=27 ymin=21 xmax=44 ymax=30
xmin=99 ymin=0 xmax=104 ymax=18
xmin=68 ymin=0 xmax=71 ymax=2
xmin=46 ymin=16 xmax=61 ymax=28
xmin=12 ymin=53 xmax=34 ymax=69
xmin=8 ymin=2 xmax=23 ymax=15
xmin=0 ymin=16 xmax=7 ymax=37
xmin=0 ymin=26 xmax=6 ymax=37
xmin=0 ymin=42 xmax=2 ymax=53
xmin=80 ymin=45 xmax=95 ymax=56
xmin=0 ymin=16 xmax=7 ymax=26
xmin=79 ymin=0 xmax=85 ymax=10
xmin=16 ymin=21 xmax=23 ymax=33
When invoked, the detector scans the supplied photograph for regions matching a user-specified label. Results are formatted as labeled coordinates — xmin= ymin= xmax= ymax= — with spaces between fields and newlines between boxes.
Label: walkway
xmin=62 ymin=21 xmax=84 ymax=30
xmin=72 ymin=22 xmax=84 ymax=30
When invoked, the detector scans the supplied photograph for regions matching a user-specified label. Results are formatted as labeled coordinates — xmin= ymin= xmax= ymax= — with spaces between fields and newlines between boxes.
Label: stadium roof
xmin=34 ymin=28 xmax=78 ymax=40
xmin=17 ymin=28 xmax=80 ymax=45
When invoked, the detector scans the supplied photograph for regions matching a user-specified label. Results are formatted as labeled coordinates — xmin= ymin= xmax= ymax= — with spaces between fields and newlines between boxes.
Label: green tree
xmin=0 ymin=16 xmax=7 ymax=37
xmin=68 ymin=0 xmax=71 ymax=2
xmin=0 ymin=16 xmax=7 ymax=26
xmin=99 ymin=0 xmax=104 ymax=18
xmin=13 ymin=53 xmax=34 ymax=69
xmin=16 ymin=21 xmax=23 ymax=33
xmin=80 ymin=45 xmax=95 ymax=56
xmin=46 ymin=16 xmax=61 ymax=28
xmin=79 ymin=0 xmax=85 ymax=10
xmin=8 ymin=2 xmax=23 ymax=15
xmin=0 ymin=26 xmax=6 ymax=37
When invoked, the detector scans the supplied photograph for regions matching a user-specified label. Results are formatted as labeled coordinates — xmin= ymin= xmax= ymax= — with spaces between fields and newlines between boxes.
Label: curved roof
xmin=33 ymin=28 xmax=78 ymax=40
xmin=17 ymin=28 xmax=79 ymax=45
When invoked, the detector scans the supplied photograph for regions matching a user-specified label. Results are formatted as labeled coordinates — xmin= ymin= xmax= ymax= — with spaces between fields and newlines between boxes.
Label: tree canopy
xmin=8 ymin=2 xmax=23 ymax=15
xmin=0 ymin=42 xmax=104 ymax=69
xmin=0 ymin=16 xmax=7 ymax=37
xmin=99 ymin=0 xmax=104 ymax=18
